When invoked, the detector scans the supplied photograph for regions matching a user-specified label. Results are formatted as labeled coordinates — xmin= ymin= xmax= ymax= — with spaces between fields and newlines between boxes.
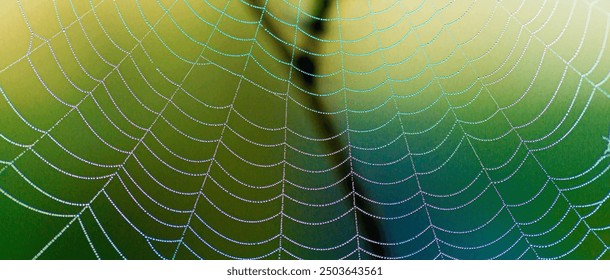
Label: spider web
xmin=0 ymin=0 xmax=609 ymax=260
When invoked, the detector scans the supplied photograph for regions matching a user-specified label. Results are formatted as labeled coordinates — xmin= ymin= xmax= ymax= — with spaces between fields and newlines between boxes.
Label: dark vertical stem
xmin=247 ymin=0 xmax=386 ymax=258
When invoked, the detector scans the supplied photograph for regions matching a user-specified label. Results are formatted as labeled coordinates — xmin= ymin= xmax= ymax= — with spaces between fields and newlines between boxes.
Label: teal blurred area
xmin=0 ymin=0 xmax=609 ymax=259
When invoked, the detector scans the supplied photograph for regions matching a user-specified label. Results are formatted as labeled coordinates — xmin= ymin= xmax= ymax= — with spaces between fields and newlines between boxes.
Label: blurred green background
xmin=0 ymin=0 xmax=609 ymax=259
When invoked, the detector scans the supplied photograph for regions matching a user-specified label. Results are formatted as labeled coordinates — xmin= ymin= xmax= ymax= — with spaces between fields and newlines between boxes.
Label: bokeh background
xmin=0 ymin=0 xmax=609 ymax=259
